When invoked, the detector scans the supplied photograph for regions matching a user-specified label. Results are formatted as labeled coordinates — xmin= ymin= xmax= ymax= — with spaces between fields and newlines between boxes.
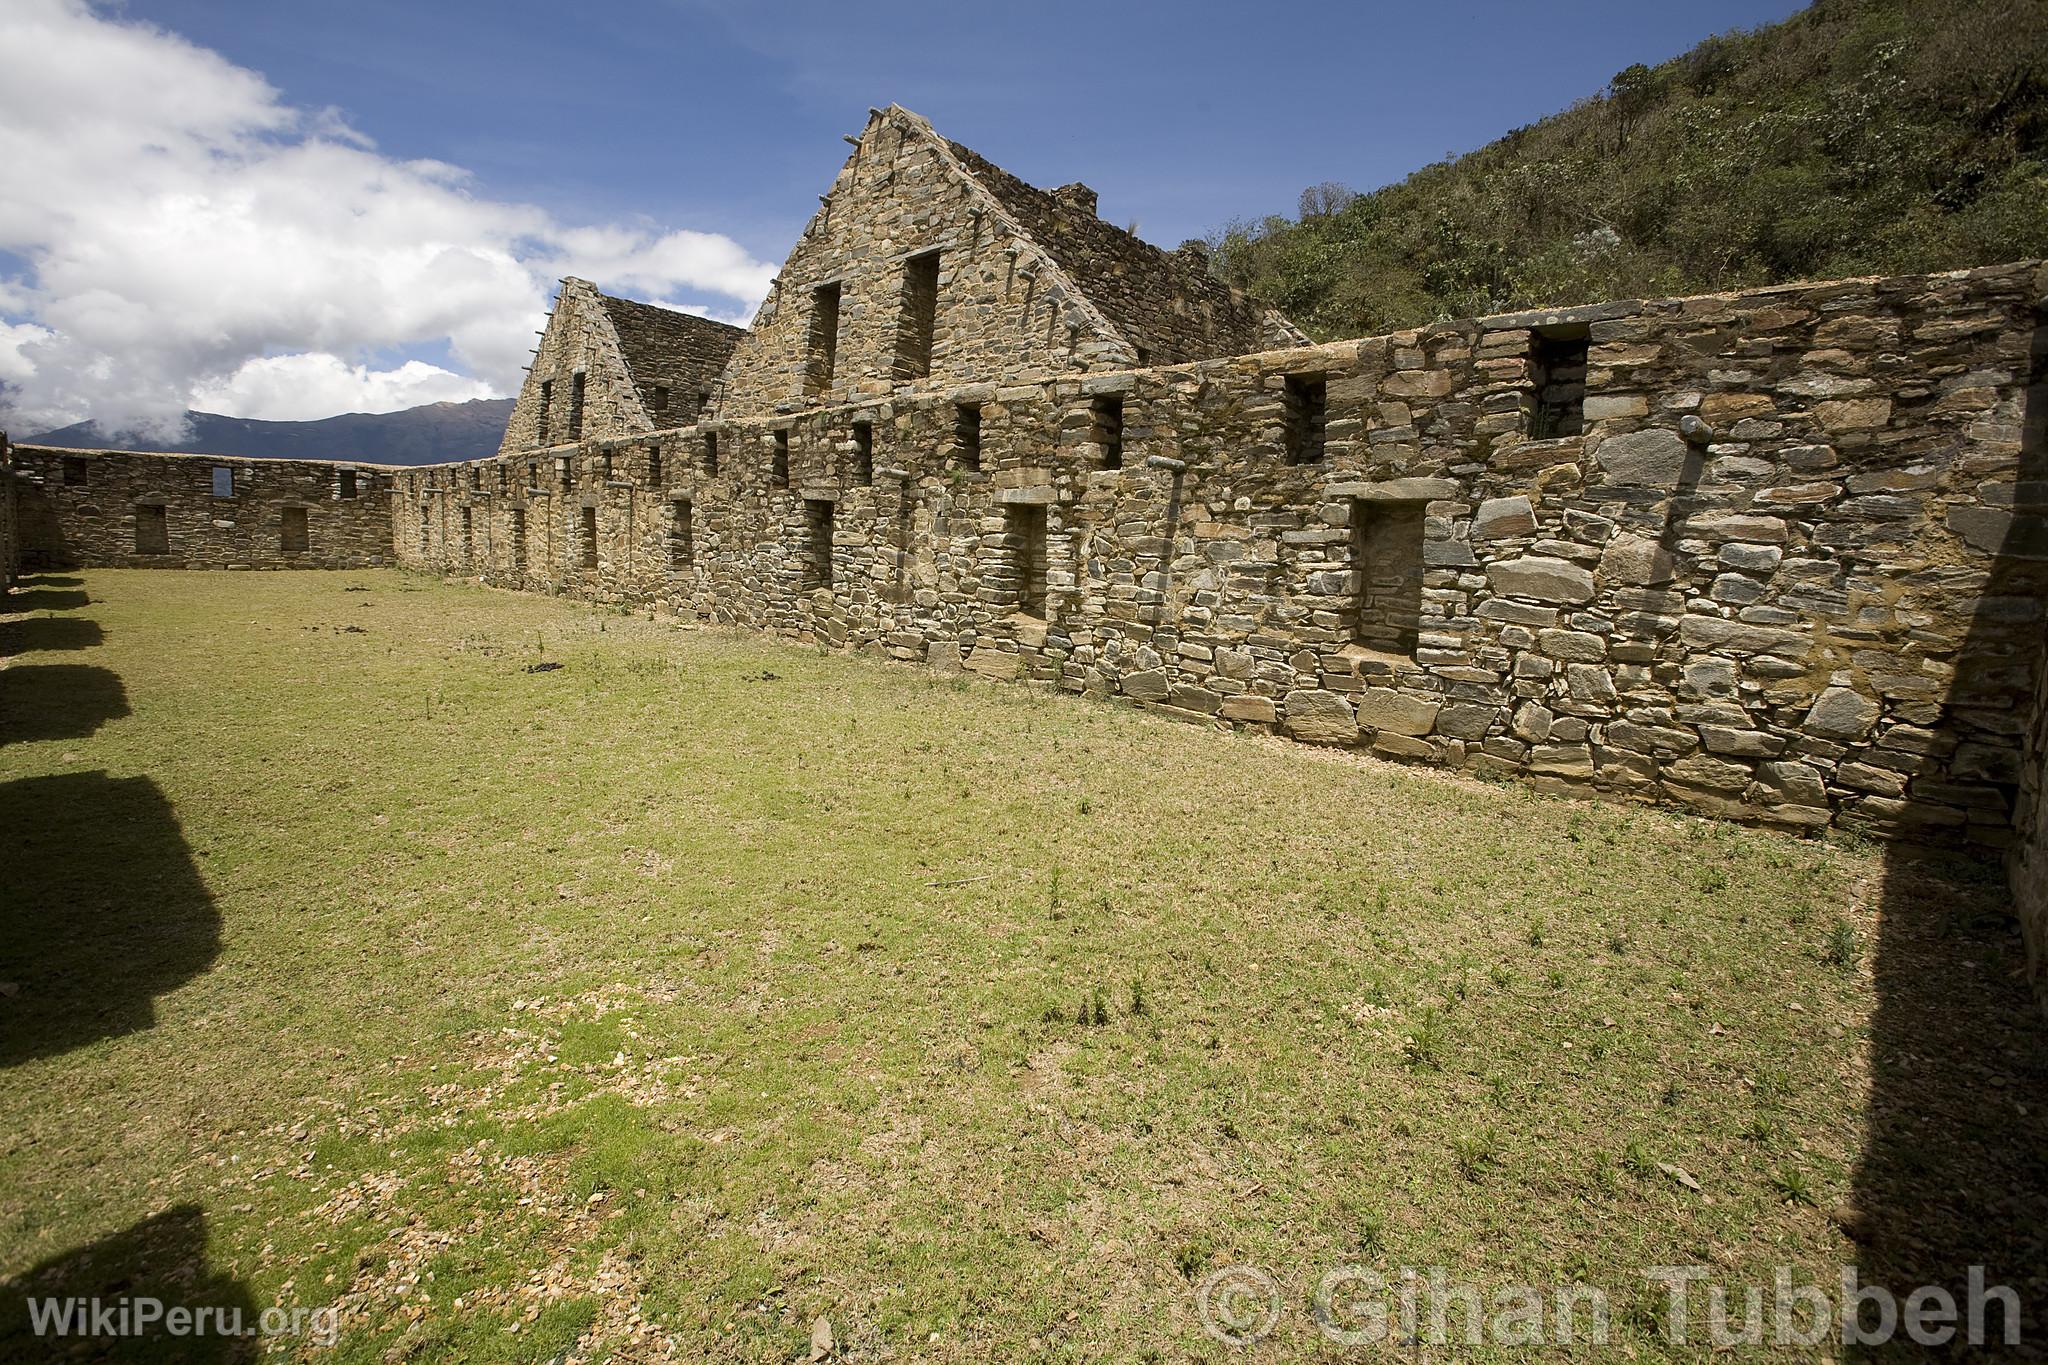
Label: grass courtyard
xmin=1 ymin=569 xmax=2043 ymax=1361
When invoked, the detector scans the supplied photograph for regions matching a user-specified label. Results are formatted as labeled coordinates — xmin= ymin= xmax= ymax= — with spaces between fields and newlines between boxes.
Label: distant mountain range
xmin=26 ymin=398 xmax=513 ymax=466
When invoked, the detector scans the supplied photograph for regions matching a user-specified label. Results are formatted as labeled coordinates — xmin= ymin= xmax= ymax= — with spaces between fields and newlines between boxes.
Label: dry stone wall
xmin=13 ymin=446 xmax=398 ymax=570
xmin=1 ymin=435 xmax=20 ymax=586
xmin=396 ymin=261 xmax=2048 ymax=860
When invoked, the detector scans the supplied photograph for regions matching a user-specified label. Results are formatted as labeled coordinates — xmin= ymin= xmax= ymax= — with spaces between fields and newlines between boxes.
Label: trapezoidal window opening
xmin=1005 ymin=503 xmax=1048 ymax=618
xmin=771 ymin=430 xmax=790 ymax=488
xmin=1284 ymin=372 xmax=1327 ymax=463
xmin=894 ymin=249 xmax=940 ymax=381
xmin=801 ymin=498 xmax=834 ymax=590
xmin=537 ymin=378 xmax=553 ymax=443
xmin=1529 ymin=325 xmax=1590 ymax=440
xmin=1090 ymin=396 xmax=1123 ymax=469
xmin=954 ymin=403 xmax=982 ymax=472
xmin=1350 ymin=498 xmax=1427 ymax=658
xmin=568 ymin=371 xmax=587 ymax=441
xmin=134 ymin=504 xmax=168 ymax=555
xmin=807 ymin=282 xmax=841 ymax=395
xmin=650 ymin=384 xmax=670 ymax=417
xmin=670 ymin=499 xmax=694 ymax=570
xmin=580 ymin=504 xmax=599 ymax=569
xmin=281 ymin=505 xmax=309 ymax=553
xmin=851 ymin=421 xmax=873 ymax=486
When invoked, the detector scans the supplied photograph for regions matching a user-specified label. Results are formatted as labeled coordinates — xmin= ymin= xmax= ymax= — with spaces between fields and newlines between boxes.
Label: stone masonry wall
xmin=2013 ymin=643 xmax=2048 ymax=1014
xmin=394 ymin=261 xmax=2048 ymax=857
xmin=13 ymin=446 xmax=398 ymax=570
xmin=1 ymin=434 xmax=19 ymax=586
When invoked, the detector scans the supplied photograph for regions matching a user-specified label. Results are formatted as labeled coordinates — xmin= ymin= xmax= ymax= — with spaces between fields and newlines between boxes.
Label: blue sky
xmin=1 ymin=0 xmax=1807 ymax=433
xmin=127 ymin=0 xmax=1807 ymax=258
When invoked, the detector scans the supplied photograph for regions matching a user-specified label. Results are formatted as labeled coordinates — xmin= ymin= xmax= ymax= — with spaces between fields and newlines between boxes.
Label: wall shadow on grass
xmin=0 ymin=1206 xmax=258 ymax=1362
xmin=0 ymin=772 xmax=219 ymax=1069
xmin=1852 ymin=854 xmax=2048 ymax=1355
xmin=0 ymin=615 xmax=105 ymax=654
xmin=6 ymin=589 xmax=91 ymax=613
xmin=0 ymin=665 xmax=129 ymax=744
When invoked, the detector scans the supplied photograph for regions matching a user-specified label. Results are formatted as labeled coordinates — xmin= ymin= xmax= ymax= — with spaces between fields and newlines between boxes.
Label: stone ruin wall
xmin=393 ymin=262 xmax=2048 ymax=868
xmin=1 ymin=435 xmax=20 ymax=586
xmin=11 ymin=446 xmax=399 ymax=571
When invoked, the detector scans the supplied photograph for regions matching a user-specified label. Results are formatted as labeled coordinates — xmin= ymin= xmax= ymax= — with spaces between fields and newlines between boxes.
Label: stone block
xmin=1282 ymin=689 xmax=1358 ymax=745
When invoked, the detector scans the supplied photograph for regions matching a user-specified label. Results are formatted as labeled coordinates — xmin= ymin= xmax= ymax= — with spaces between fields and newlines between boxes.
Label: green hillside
xmin=1211 ymin=0 xmax=2048 ymax=338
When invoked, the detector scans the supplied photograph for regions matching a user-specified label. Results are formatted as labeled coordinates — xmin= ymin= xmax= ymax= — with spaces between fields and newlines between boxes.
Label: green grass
xmin=0 ymin=569 xmax=2006 ymax=1360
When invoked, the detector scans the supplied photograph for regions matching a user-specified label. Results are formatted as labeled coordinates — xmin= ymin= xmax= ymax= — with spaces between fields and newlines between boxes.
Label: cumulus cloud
xmin=0 ymin=0 xmax=776 ymax=436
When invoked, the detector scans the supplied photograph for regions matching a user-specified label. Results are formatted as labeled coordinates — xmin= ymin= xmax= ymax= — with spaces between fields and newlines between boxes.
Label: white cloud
xmin=0 ymin=0 xmax=775 ymax=437
xmin=191 ymin=355 xmax=499 ymax=421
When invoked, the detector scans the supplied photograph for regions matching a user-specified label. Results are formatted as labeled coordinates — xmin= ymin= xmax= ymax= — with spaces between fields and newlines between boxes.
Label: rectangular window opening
xmin=893 ymin=250 xmax=940 ymax=381
xmin=1007 ymin=503 xmax=1048 ymax=618
xmin=647 ymin=443 xmax=663 ymax=486
xmin=772 ymin=430 xmax=790 ymax=488
xmin=281 ymin=505 xmax=309 ymax=553
xmin=1350 ymin=498 xmax=1427 ymax=657
xmin=134 ymin=504 xmax=168 ymax=555
xmin=338 ymin=469 xmax=358 ymax=499
xmin=537 ymin=378 xmax=553 ymax=444
xmin=802 ymin=499 xmax=834 ymax=590
xmin=601 ymin=452 xmax=614 ymax=483
xmin=670 ymin=499 xmax=694 ymax=570
xmin=703 ymin=431 xmax=720 ymax=476
xmin=851 ymin=422 xmax=873 ymax=486
xmin=954 ymin=403 xmax=982 ymax=472
xmin=568 ymin=371 xmax=587 ymax=441
xmin=62 ymin=456 xmax=87 ymax=486
xmin=211 ymin=466 xmax=234 ymax=498
xmin=1091 ymin=396 xmax=1124 ymax=469
xmin=580 ymin=504 xmax=598 ymax=569
xmin=1284 ymin=373 xmax=1328 ymax=464
xmin=808 ymin=282 xmax=841 ymax=395
xmin=651 ymin=384 xmax=670 ymax=416
xmin=1529 ymin=327 xmax=1590 ymax=439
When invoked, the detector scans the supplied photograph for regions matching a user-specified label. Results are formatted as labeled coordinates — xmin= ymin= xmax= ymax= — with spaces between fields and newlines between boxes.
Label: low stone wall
xmin=1 ymin=435 xmax=20 ymax=586
xmin=13 ymin=446 xmax=399 ymax=571
xmin=395 ymin=262 xmax=2048 ymax=855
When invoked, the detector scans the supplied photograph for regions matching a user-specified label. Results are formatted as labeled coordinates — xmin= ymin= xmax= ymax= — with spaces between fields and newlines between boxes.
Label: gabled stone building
xmin=716 ymin=105 xmax=1306 ymax=418
xmin=496 ymin=277 xmax=744 ymax=458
